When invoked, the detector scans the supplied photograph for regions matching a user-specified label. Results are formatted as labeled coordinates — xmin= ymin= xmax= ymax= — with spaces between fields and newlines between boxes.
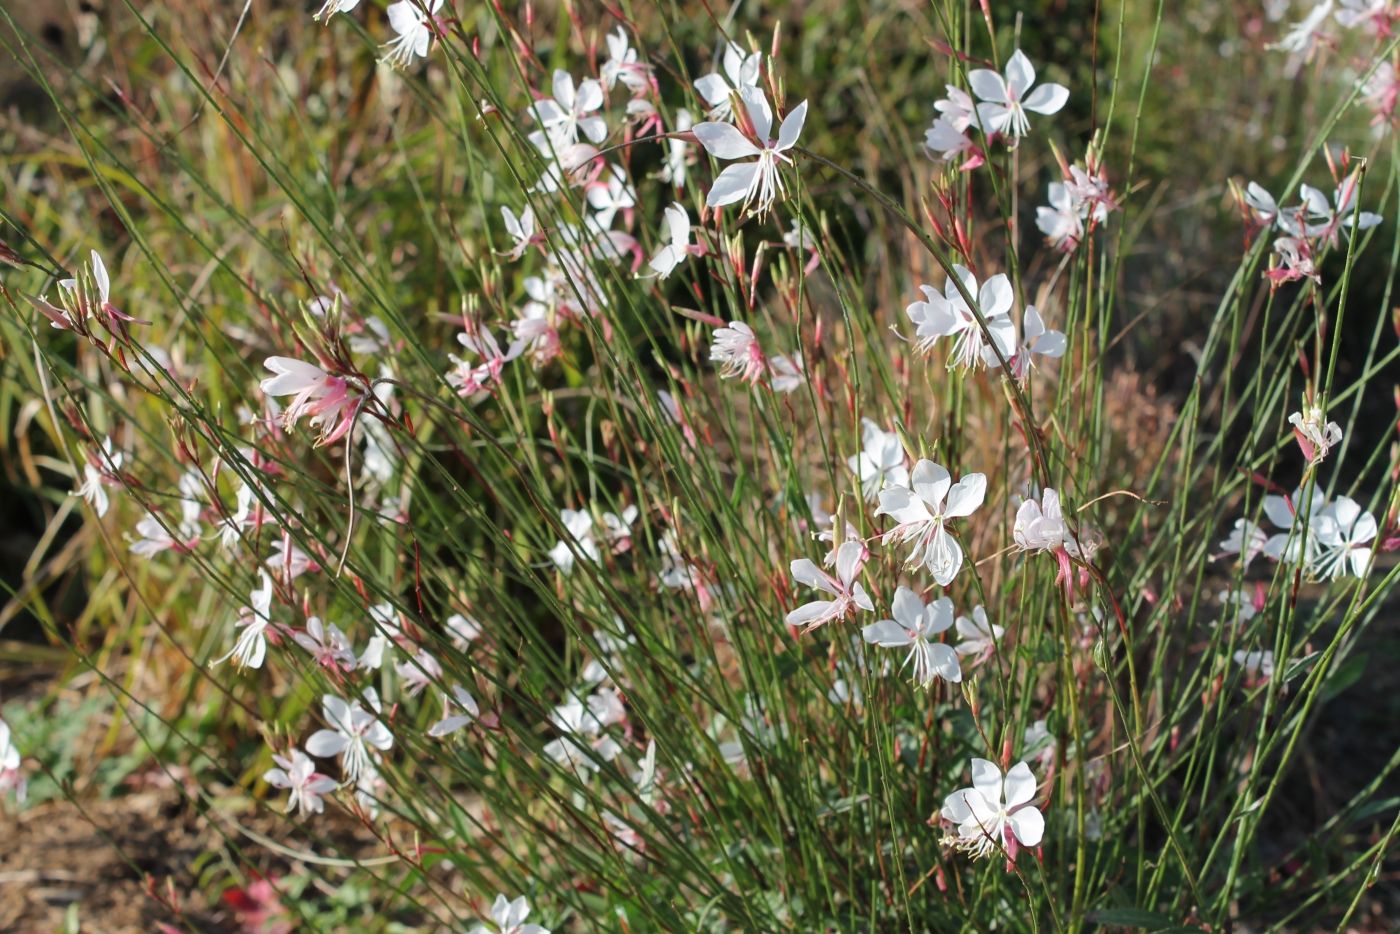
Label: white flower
xmin=314 ymin=0 xmax=361 ymax=21
xmin=875 ymin=459 xmax=986 ymax=586
xmin=0 ymin=717 xmax=19 ymax=773
xmin=767 ymin=352 xmax=805 ymax=393
xmin=1244 ymin=181 xmax=1282 ymax=228
xmin=1262 ymin=485 xmax=1331 ymax=570
xmin=585 ymin=164 xmax=635 ymax=230
xmin=260 ymin=356 xmax=359 ymax=446
xmin=428 ymin=685 xmax=481 ymax=737
xmin=1288 ymin=403 xmax=1342 ymax=465
xmin=660 ymin=109 xmax=694 ymax=188
xmin=953 ymin=605 xmax=1003 ymax=658
xmin=1299 ymin=171 xmax=1384 ymax=244
xmin=1220 ymin=518 xmax=1268 ymax=567
xmin=214 ymin=572 xmax=274 ymax=670
xmin=924 ymin=117 xmax=977 ymax=164
xmin=968 ymin=50 xmax=1068 ymax=139
xmin=1036 ymin=182 xmax=1084 ymax=251
xmin=847 ymin=419 xmax=908 ymax=502
xmin=532 ymin=69 xmax=607 ymax=146
xmin=263 ymin=749 xmax=338 ymax=816
xmin=785 ymin=540 xmax=875 ymax=631
xmin=1272 ymin=1 xmax=1335 ymax=61
xmin=445 ymin=613 xmax=482 ymax=647
xmin=549 ymin=508 xmax=600 ymax=573
xmin=72 ymin=436 xmax=124 ymax=518
xmin=1234 ymin=649 xmax=1276 ymax=681
xmin=305 ymin=690 xmax=393 ymax=781
xmin=997 ymin=306 xmax=1067 ymax=380
xmin=1013 ymin=487 xmax=1081 ymax=555
xmin=500 ymin=205 xmax=537 ymax=260
xmin=1316 ymin=495 xmax=1377 ymax=579
xmin=941 ymin=759 xmax=1045 ymax=859
xmin=383 ymin=0 xmax=443 ymax=67
xmin=694 ymin=41 xmax=762 ymax=121
xmin=601 ymin=27 xmax=648 ymax=93
xmin=293 ymin=617 xmax=357 ymax=671
xmin=469 ymin=893 xmax=550 ymax=934
xmin=692 ymin=87 xmax=807 ymax=217
xmin=395 ymin=649 xmax=442 ymax=697
xmin=130 ymin=511 xmax=198 ymax=558
xmin=861 ymin=587 xmax=961 ymax=687
xmin=710 ymin=321 xmax=766 ymax=383
xmin=904 ymin=265 xmax=1017 ymax=370
xmin=646 ymin=203 xmax=694 ymax=279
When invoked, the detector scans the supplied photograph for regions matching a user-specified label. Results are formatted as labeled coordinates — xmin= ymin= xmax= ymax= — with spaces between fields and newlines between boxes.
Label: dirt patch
xmin=0 ymin=787 xmax=232 ymax=933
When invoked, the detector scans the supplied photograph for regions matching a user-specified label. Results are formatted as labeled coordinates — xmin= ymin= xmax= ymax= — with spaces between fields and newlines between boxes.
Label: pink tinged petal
xmin=90 ymin=250 xmax=110 ymax=302
xmin=833 ymin=540 xmax=866 ymax=586
xmin=305 ymin=730 xmax=349 ymax=758
xmin=1022 ymin=83 xmax=1069 ymax=115
xmin=1003 ymin=761 xmax=1038 ymax=808
xmin=928 ymin=643 xmax=962 ymax=682
xmin=863 ymin=619 xmax=913 ymax=647
xmin=970 ymin=758 xmax=1003 ymax=805
xmin=1004 ymin=50 xmax=1037 ymax=97
xmin=706 ymin=162 xmax=759 ymax=207
xmin=776 ymin=100 xmax=808 ymax=151
xmin=739 ymin=85 xmax=773 ymax=141
xmin=790 ymin=558 xmax=837 ymax=594
xmin=692 ymin=122 xmax=762 ymax=159
xmin=944 ymin=473 xmax=987 ymax=518
xmin=785 ymin=600 xmax=835 ymax=628
xmin=1008 ymin=805 xmax=1045 ymax=847
xmin=967 ymin=69 xmax=1007 ymax=103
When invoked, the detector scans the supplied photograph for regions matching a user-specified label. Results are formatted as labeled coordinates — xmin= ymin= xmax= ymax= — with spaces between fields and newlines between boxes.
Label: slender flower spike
xmin=305 ymin=690 xmax=393 ymax=781
xmin=468 ymin=893 xmax=551 ymax=934
xmin=1289 ymin=403 xmax=1342 ymax=465
xmin=875 ymin=459 xmax=987 ymax=586
xmin=968 ymin=50 xmax=1068 ymax=140
xmin=262 ymin=749 xmax=338 ymax=817
xmin=57 ymin=249 xmax=140 ymax=329
xmin=941 ymin=759 xmax=1045 ymax=861
xmin=785 ymin=540 xmax=875 ymax=631
xmin=904 ymin=266 xmax=1017 ymax=370
xmin=383 ymin=0 xmax=444 ymax=68
xmin=861 ymin=587 xmax=962 ymax=687
xmin=692 ymin=87 xmax=807 ymax=217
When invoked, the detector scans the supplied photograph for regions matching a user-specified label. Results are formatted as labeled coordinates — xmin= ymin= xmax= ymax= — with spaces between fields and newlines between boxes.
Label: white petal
xmin=1003 ymin=761 xmax=1038 ymax=808
xmin=1022 ymin=83 xmax=1069 ymax=116
xmin=970 ymin=758 xmax=1003 ymax=805
xmin=692 ymin=121 xmax=761 ymax=159
xmin=776 ymin=100 xmax=808 ymax=151
xmin=1004 ymin=50 xmax=1036 ymax=97
xmin=944 ymin=473 xmax=987 ymax=518
xmin=967 ymin=68 xmax=1007 ymax=104
xmin=706 ymin=162 xmax=759 ymax=207
xmin=1009 ymin=805 xmax=1045 ymax=847
xmin=862 ymin=619 xmax=913 ymax=647
xmin=979 ymin=273 xmax=1014 ymax=318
